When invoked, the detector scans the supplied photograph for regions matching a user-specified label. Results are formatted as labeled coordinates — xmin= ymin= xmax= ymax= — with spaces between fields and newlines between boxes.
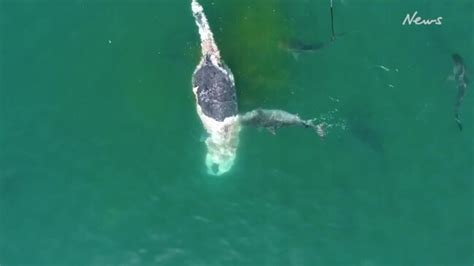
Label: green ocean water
xmin=0 ymin=0 xmax=473 ymax=265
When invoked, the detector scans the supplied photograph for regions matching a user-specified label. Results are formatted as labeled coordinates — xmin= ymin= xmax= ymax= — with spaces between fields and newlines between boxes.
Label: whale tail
xmin=191 ymin=0 xmax=221 ymax=60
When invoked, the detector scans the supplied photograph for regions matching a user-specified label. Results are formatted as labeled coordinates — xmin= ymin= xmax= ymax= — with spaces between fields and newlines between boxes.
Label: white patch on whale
xmin=192 ymin=85 xmax=241 ymax=176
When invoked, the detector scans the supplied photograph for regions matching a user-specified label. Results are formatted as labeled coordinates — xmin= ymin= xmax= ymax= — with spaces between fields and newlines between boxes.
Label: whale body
xmin=191 ymin=0 xmax=240 ymax=175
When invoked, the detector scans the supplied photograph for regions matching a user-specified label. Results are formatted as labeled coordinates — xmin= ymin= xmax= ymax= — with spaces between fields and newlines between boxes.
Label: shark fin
xmin=291 ymin=52 xmax=299 ymax=60
xmin=455 ymin=115 xmax=463 ymax=131
xmin=266 ymin=127 xmax=277 ymax=135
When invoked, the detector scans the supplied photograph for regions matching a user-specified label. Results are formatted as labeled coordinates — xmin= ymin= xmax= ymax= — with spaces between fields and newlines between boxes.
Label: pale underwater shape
xmin=195 ymin=102 xmax=241 ymax=176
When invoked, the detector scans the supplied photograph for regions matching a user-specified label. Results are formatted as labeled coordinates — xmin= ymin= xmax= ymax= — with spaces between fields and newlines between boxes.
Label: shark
xmin=450 ymin=53 xmax=469 ymax=131
xmin=240 ymin=108 xmax=324 ymax=136
xmin=279 ymin=39 xmax=326 ymax=59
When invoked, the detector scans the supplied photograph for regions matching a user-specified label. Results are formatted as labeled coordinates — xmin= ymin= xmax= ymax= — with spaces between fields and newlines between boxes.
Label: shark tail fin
xmin=455 ymin=115 xmax=463 ymax=131
xmin=291 ymin=51 xmax=300 ymax=61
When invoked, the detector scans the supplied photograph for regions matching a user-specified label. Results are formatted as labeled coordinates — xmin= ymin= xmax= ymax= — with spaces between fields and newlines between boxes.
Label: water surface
xmin=1 ymin=0 xmax=473 ymax=265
